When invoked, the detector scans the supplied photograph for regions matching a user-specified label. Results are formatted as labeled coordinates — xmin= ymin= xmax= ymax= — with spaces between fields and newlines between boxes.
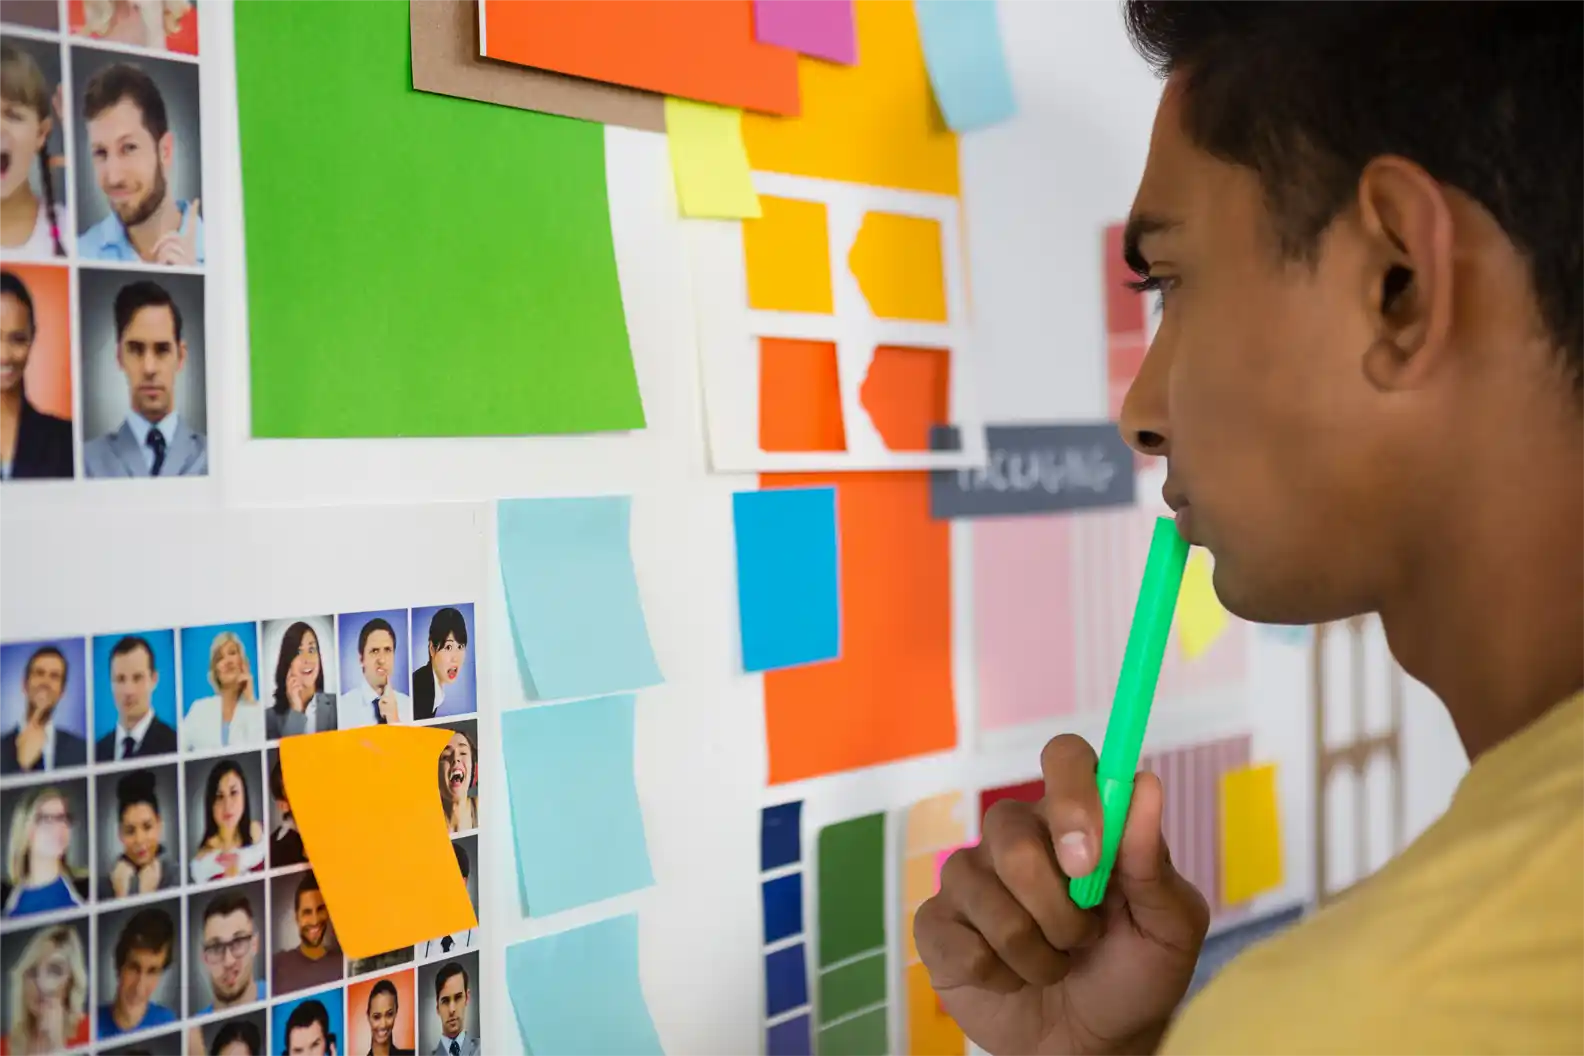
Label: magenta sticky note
xmin=753 ymin=0 xmax=857 ymax=65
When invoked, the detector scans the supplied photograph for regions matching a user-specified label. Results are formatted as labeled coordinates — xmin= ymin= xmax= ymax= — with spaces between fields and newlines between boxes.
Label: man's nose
xmin=1117 ymin=333 xmax=1172 ymax=458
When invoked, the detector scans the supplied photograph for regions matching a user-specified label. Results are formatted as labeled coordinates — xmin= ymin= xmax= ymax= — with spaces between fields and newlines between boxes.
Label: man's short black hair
xmin=114 ymin=280 xmax=183 ymax=344
xmin=109 ymin=635 xmax=157 ymax=672
xmin=203 ymin=888 xmax=255 ymax=927
xmin=23 ymin=644 xmax=66 ymax=687
xmin=358 ymin=618 xmax=395 ymax=656
xmin=83 ymin=62 xmax=169 ymax=141
xmin=434 ymin=960 xmax=469 ymax=1000
xmin=283 ymin=998 xmax=332 ymax=1052
xmin=114 ymin=906 xmax=174 ymax=971
xmin=294 ymin=869 xmax=321 ymax=912
xmin=1122 ymin=1 xmax=1582 ymax=390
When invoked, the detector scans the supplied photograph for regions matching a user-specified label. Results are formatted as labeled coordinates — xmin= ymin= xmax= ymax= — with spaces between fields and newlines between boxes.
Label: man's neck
xmin=126 ymin=195 xmax=181 ymax=261
xmin=298 ymin=942 xmax=327 ymax=961
xmin=216 ymin=979 xmax=256 ymax=1009
xmin=112 ymin=999 xmax=147 ymax=1031
xmin=120 ymin=710 xmax=150 ymax=735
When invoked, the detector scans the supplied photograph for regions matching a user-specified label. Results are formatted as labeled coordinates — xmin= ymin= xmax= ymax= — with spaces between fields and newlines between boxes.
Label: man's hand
xmin=151 ymin=198 xmax=200 ymax=266
xmin=914 ymin=734 xmax=1210 ymax=1056
xmin=15 ymin=719 xmax=45 ymax=770
xmin=378 ymin=685 xmax=400 ymax=722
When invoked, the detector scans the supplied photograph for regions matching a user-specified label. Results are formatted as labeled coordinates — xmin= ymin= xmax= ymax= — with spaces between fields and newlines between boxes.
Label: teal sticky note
xmin=502 ymin=695 xmax=654 ymax=915
xmin=498 ymin=496 xmax=662 ymax=700
xmin=732 ymin=488 xmax=841 ymax=672
xmin=914 ymin=0 xmax=1017 ymax=131
xmin=506 ymin=914 xmax=662 ymax=1056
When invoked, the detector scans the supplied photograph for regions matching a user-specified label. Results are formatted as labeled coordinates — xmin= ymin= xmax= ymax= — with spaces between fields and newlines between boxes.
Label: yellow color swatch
xmin=904 ymin=790 xmax=966 ymax=853
xmin=664 ymin=97 xmax=762 ymax=219
xmin=849 ymin=212 xmax=948 ymax=322
xmin=1176 ymin=548 xmax=1229 ymax=660
xmin=1220 ymin=762 xmax=1284 ymax=907
xmin=743 ymin=195 xmax=834 ymax=313
xmin=742 ymin=0 xmax=959 ymax=196
xmin=281 ymin=725 xmax=477 ymax=958
xmin=906 ymin=960 xmax=966 ymax=1055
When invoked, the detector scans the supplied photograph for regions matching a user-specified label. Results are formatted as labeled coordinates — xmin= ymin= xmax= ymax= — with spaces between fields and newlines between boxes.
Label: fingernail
xmin=1056 ymin=831 xmax=1092 ymax=876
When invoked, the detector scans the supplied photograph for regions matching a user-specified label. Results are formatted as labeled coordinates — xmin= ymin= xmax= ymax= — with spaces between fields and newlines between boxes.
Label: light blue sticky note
xmin=914 ymin=0 xmax=1017 ymax=131
xmin=506 ymin=914 xmax=663 ymax=1056
xmin=732 ymin=488 xmax=841 ymax=673
xmin=502 ymin=694 xmax=655 ymax=915
xmin=498 ymin=496 xmax=662 ymax=700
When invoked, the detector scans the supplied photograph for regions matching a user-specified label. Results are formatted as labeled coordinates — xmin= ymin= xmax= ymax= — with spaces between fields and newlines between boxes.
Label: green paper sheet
xmin=236 ymin=1 xmax=645 ymax=438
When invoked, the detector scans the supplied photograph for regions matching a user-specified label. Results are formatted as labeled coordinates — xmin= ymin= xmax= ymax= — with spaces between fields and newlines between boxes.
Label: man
xmin=1 ymin=644 xmax=85 ymax=773
xmin=94 ymin=636 xmax=177 ymax=761
xmin=78 ymin=62 xmax=203 ymax=265
xmin=282 ymin=999 xmax=337 ymax=1056
xmin=430 ymin=962 xmax=478 ymax=1056
xmin=0 ymin=270 xmax=72 ymax=480
xmin=187 ymin=891 xmax=263 ymax=1056
xmin=420 ymin=844 xmax=475 ymax=958
xmin=272 ymin=871 xmax=342 ymax=995
xmin=413 ymin=608 xmax=468 ymax=721
xmin=83 ymin=279 xmax=206 ymax=478
xmin=341 ymin=618 xmax=411 ymax=728
xmin=97 ymin=905 xmax=178 ymax=1039
xmin=916 ymin=4 xmax=1583 ymax=1055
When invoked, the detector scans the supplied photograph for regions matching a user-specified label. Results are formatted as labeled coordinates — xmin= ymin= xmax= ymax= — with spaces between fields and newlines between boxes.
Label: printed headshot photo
xmin=185 ymin=752 xmax=267 ymax=885
xmin=0 ymin=636 xmax=88 ymax=774
xmin=0 ymin=265 xmax=73 ymax=480
xmin=70 ymin=1 xmax=199 ymax=56
xmin=269 ymin=869 xmax=343 ymax=998
xmin=70 ymin=47 xmax=202 ymax=265
xmin=96 ymin=896 xmax=181 ymax=1041
xmin=416 ymin=953 xmax=479 ymax=1056
xmin=101 ymin=1028 xmax=181 ymax=1054
xmin=347 ymin=969 xmax=416 ymax=1056
xmin=78 ymin=267 xmax=207 ymax=478
xmin=95 ymin=764 xmax=180 ymax=901
xmin=180 ymin=621 xmax=264 ymax=752
xmin=418 ymin=837 xmax=476 ymax=960
xmin=195 ymin=1010 xmax=266 ymax=1056
xmin=272 ymin=990 xmax=343 ymax=1056
xmin=91 ymin=629 xmax=179 ymax=762
xmin=187 ymin=880 xmax=266 ymax=1017
xmin=410 ymin=604 xmax=474 ymax=721
xmin=346 ymin=945 xmax=411 ymax=979
xmin=434 ymin=720 xmax=477 ymax=836
xmin=337 ymin=609 xmax=411 ymax=728
xmin=1 ymin=38 xmax=71 ymax=260
xmin=261 ymin=615 xmax=338 ymax=741
xmin=0 ymin=916 xmax=92 ymax=1053
xmin=1 ymin=777 xmax=89 ymax=919
xmin=266 ymin=748 xmax=306 ymax=870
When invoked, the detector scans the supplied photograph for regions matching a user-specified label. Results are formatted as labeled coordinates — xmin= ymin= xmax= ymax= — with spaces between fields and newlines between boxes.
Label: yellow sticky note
xmin=743 ymin=195 xmax=834 ymax=313
xmin=280 ymin=725 xmax=476 ymax=958
xmin=1221 ymin=762 xmax=1284 ymax=906
xmin=1176 ymin=548 xmax=1229 ymax=659
xmin=664 ymin=97 xmax=762 ymax=219
xmin=848 ymin=211 xmax=948 ymax=322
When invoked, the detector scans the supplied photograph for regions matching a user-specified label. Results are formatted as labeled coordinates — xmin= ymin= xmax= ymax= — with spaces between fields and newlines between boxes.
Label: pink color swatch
xmin=973 ymin=515 xmax=1079 ymax=730
xmin=1141 ymin=733 xmax=1252 ymax=919
xmin=752 ymin=0 xmax=857 ymax=65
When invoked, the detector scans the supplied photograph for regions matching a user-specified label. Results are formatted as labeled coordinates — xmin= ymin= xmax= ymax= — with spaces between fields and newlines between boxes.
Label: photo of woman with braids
xmin=0 ymin=40 xmax=69 ymax=259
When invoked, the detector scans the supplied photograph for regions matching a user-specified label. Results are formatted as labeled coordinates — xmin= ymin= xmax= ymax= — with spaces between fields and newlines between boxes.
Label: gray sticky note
xmin=929 ymin=423 xmax=1137 ymax=519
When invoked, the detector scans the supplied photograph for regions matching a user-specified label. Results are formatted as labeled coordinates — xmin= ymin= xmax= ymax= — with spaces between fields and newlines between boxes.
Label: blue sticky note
xmin=497 ymin=497 xmax=662 ymax=700
xmin=767 ymin=1013 xmax=813 ymax=1056
xmin=502 ymin=695 xmax=654 ymax=915
xmin=732 ymin=488 xmax=841 ymax=672
xmin=914 ymin=0 xmax=1018 ymax=131
xmin=762 ymin=873 xmax=803 ymax=944
xmin=761 ymin=801 xmax=803 ymax=871
xmin=765 ymin=943 xmax=809 ymax=1017
xmin=506 ymin=914 xmax=663 ymax=1056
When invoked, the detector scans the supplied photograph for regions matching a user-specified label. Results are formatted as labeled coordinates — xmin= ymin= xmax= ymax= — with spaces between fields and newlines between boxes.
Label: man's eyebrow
xmin=1122 ymin=212 xmax=1181 ymax=278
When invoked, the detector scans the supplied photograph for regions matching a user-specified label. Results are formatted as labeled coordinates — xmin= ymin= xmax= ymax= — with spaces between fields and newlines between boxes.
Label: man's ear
xmin=176 ymin=339 xmax=188 ymax=370
xmin=158 ymin=130 xmax=174 ymax=169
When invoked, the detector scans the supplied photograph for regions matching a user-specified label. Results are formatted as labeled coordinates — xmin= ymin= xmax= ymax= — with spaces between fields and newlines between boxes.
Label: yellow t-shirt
xmin=1162 ymin=692 xmax=1584 ymax=1055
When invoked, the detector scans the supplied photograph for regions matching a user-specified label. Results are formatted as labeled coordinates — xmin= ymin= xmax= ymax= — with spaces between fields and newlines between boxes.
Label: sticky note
xmin=848 ymin=212 xmax=948 ymax=322
xmin=817 ymin=813 xmax=885 ymax=966
xmin=753 ymin=0 xmax=857 ymax=64
xmin=279 ymin=725 xmax=476 ymax=958
xmin=497 ymin=497 xmax=661 ymax=700
xmin=501 ymin=695 xmax=654 ymax=915
xmin=1176 ymin=548 xmax=1230 ymax=660
xmin=506 ymin=914 xmax=662 ymax=1056
xmin=733 ymin=488 xmax=841 ymax=672
xmin=665 ymin=98 xmax=762 ymax=219
xmin=858 ymin=346 xmax=950 ymax=452
xmin=1221 ymin=763 xmax=1284 ymax=906
xmin=913 ymin=0 xmax=1017 ymax=132
xmin=759 ymin=338 xmax=847 ymax=453
xmin=743 ymin=197 xmax=835 ymax=314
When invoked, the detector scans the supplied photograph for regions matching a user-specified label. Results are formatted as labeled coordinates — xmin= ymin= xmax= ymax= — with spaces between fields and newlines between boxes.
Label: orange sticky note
xmin=280 ymin=726 xmax=476 ymax=958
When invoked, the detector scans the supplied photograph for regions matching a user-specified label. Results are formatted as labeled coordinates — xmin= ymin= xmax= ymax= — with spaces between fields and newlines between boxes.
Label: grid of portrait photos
xmin=0 ymin=603 xmax=483 ymax=1056
xmin=1 ymin=0 xmax=209 ymax=484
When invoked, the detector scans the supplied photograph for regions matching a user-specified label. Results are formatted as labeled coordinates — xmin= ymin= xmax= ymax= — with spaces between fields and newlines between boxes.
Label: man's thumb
xmin=1113 ymin=771 xmax=1203 ymax=925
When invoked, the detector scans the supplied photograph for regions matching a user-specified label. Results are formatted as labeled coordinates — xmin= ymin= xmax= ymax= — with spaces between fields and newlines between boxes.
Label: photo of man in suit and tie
xmin=419 ymin=957 xmax=478 ymax=1056
xmin=95 ymin=635 xmax=178 ymax=761
xmin=1 ymin=642 xmax=87 ymax=774
xmin=339 ymin=614 xmax=411 ymax=728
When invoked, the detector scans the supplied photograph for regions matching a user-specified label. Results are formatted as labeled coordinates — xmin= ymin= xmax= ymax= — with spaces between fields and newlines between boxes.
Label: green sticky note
xmin=235 ymin=1 xmax=645 ymax=438
xmin=818 ymin=951 xmax=885 ymax=1023
xmin=817 ymin=812 xmax=884 ymax=967
xmin=817 ymin=1006 xmax=888 ymax=1056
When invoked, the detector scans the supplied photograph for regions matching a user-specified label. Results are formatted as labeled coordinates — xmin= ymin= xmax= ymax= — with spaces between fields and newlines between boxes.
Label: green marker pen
xmin=1069 ymin=515 xmax=1190 ymax=909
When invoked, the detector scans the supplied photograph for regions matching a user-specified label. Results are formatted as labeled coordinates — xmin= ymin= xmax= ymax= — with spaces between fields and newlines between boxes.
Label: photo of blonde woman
xmin=1 ymin=783 xmax=88 ymax=919
xmin=0 ymin=922 xmax=90 ymax=1054
xmin=182 ymin=627 xmax=264 ymax=752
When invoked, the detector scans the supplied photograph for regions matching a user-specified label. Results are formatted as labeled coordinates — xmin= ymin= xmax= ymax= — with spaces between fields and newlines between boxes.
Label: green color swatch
xmin=235 ymin=1 xmax=645 ymax=438
xmin=817 ymin=1007 xmax=889 ymax=1056
xmin=817 ymin=812 xmax=885 ymax=967
xmin=818 ymin=951 xmax=886 ymax=1023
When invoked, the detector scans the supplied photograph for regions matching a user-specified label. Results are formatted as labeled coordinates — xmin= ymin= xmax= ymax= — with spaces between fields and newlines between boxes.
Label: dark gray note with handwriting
xmin=929 ymin=423 xmax=1136 ymax=519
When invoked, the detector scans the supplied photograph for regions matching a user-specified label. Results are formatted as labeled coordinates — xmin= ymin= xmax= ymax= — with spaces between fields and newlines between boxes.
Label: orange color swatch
xmin=280 ymin=725 xmax=477 ymax=958
xmin=759 ymin=337 xmax=846 ymax=452
xmin=480 ymin=0 xmax=800 ymax=116
xmin=848 ymin=212 xmax=948 ymax=322
xmin=900 ymin=792 xmax=967 ymax=1055
xmin=743 ymin=196 xmax=835 ymax=314
xmin=906 ymin=960 xmax=965 ymax=1055
xmin=3 ymin=263 xmax=72 ymax=419
xmin=743 ymin=0 xmax=958 ymax=194
xmin=859 ymin=345 xmax=950 ymax=451
xmin=761 ymin=471 xmax=956 ymax=783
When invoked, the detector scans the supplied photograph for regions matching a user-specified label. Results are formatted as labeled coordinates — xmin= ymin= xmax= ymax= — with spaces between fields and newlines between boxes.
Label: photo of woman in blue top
xmin=2 ymin=784 xmax=89 ymax=918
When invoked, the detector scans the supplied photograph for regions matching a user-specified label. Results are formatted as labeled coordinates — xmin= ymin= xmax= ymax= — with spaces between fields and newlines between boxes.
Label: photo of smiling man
xmin=270 ymin=869 xmax=342 ymax=997
xmin=337 ymin=609 xmax=411 ymax=729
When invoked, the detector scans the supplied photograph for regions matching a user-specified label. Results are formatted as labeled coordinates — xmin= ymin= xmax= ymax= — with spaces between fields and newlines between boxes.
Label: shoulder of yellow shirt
xmin=1161 ymin=692 xmax=1584 ymax=1056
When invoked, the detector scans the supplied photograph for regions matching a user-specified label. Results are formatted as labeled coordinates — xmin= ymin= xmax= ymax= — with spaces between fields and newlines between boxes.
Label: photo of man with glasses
xmin=187 ymin=884 xmax=264 ymax=1027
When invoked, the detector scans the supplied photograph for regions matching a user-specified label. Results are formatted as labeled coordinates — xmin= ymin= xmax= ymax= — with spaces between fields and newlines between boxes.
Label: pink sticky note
xmin=973 ymin=516 xmax=1079 ymax=731
xmin=752 ymin=0 xmax=857 ymax=65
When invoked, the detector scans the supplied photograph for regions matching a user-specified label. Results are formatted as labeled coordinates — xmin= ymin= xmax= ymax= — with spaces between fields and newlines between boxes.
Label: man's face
xmin=436 ymin=975 xmax=468 ymax=1039
xmin=295 ymin=890 xmax=328 ymax=950
xmin=116 ymin=304 xmax=185 ymax=422
xmin=22 ymin=654 xmax=65 ymax=722
xmin=87 ymin=98 xmax=171 ymax=227
xmin=285 ymin=1023 xmax=329 ymax=1056
xmin=0 ymin=291 xmax=33 ymax=396
xmin=110 ymin=648 xmax=156 ymax=726
xmin=114 ymin=945 xmax=168 ymax=1012
xmin=201 ymin=909 xmax=257 ymax=1005
xmin=360 ymin=629 xmax=393 ymax=691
